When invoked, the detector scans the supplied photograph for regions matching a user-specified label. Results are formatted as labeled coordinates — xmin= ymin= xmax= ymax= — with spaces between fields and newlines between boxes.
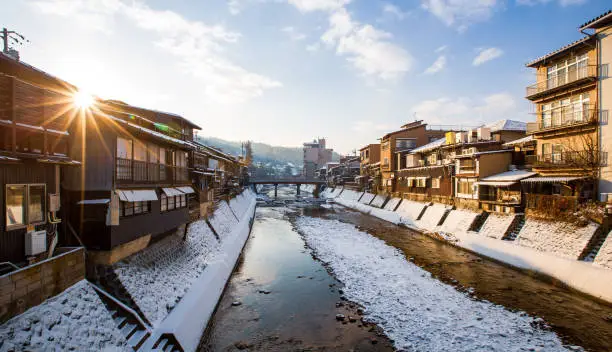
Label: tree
xmin=244 ymin=141 xmax=253 ymax=166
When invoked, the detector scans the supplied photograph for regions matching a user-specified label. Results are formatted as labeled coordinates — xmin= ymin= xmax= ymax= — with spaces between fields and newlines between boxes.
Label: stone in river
xmin=335 ymin=314 xmax=345 ymax=321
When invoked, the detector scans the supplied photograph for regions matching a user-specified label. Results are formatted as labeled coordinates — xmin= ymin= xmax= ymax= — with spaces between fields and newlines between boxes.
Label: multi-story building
xmin=358 ymin=144 xmax=380 ymax=190
xmin=523 ymin=13 xmax=605 ymax=215
xmin=379 ymin=121 xmax=448 ymax=195
xmin=303 ymin=138 xmax=333 ymax=179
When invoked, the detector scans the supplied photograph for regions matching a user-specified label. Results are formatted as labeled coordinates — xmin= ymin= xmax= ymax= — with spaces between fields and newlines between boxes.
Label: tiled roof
xmin=579 ymin=10 xmax=612 ymax=29
xmin=526 ymin=36 xmax=593 ymax=67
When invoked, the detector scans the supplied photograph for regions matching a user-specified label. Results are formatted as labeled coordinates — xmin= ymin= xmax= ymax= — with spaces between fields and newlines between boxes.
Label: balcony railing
xmin=526 ymin=65 xmax=597 ymax=99
xmin=116 ymin=158 xmax=188 ymax=184
xmin=534 ymin=108 xmax=598 ymax=133
xmin=526 ymin=150 xmax=604 ymax=168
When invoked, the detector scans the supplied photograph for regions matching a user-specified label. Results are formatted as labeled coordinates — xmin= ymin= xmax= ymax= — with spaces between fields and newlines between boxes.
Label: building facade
xmin=303 ymin=138 xmax=333 ymax=179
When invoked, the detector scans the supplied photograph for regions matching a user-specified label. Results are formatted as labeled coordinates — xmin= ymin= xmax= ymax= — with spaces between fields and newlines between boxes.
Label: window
xmin=416 ymin=178 xmax=427 ymax=188
xmin=546 ymin=54 xmax=588 ymax=90
xmin=117 ymin=137 xmax=133 ymax=159
xmin=133 ymin=140 xmax=147 ymax=162
xmin=6 ymin=184 xmax=46 ymax=229
xmin=161 ymin=193 xmax=167 ymax=212
xmin=458 ymin=180 xmax=475 ymax=195
xmin=427 ymin=153 xmax=437 ymax=165
xmin=120 ymin=201 xmax=150 ymax=217
xmin=396 ymin=138 xmax=417 ymax=151
xmin=432 ymin=178 xmax=441 ymax=189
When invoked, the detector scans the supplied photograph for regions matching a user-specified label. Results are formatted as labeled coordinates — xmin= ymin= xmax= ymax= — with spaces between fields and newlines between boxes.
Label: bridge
xmin=249 ymin=178 xmax=326 ymax=197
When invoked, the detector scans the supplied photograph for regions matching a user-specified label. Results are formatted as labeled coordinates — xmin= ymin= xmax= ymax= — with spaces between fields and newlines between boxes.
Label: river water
xmin=201 ymin=186 xmax=612 ymax=351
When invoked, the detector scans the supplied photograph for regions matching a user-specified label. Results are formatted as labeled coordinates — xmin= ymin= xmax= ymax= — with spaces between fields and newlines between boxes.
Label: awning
xmin=116 ymin=189 xmax=158 ymax=202
xmin=77 ymin=199 xmax=110 ymax=205
xmin=162 ymin=187 xmax=184 ymax=196
xmin=476 ymin=181 xmax=516 ymax=187
xmin=176 ymin=186 xmax=195 ymax=194
xmin=520 ymin=176 xmax=587 ymax=184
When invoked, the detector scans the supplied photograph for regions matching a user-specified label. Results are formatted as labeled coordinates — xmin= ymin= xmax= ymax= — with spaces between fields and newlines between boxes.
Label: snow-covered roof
xmin=476 ymin=181 xmax=516 ymax=187
xmin=481 ymin=170 xmax=537 ymax=182
xmin=503 ymin=135 xmax=534 ymax=147
xmin=521 ymin=176 xmax=588 ymax=183
xmin=410 ymin=137 xmax=446 ymax=154
xmin=485 ymin=119 xmax=527 ymax=133
xmin=0 ymin=155 xmax=20 ymax=162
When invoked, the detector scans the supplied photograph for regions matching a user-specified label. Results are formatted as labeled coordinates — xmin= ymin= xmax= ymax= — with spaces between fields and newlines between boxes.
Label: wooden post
xmin=274 ymin=184 xmax=278 ymax=198
xmin=296 ymin=184 xmax=301 ymax=196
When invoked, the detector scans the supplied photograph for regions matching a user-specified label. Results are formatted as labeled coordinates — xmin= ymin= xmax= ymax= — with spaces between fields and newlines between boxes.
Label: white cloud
xmin=516 ymin=0 xmax=587 ymax=6
xmin=288 ymin=0 xmax=351 ymax=12
xmin=352 ymin=120 xmax=392 ymax=132
xmin=382 ymin=3 xmax=410 ymax=20
xmin=32 ymin=0 xmax=281 ymax=103
xmin=435 ymin=45 xmax=448 ymax=53
xmin=472 ymin=47 xmax=503 ymax=66
xmin=424 ymin=55 xmax=446 ymax=74
xmin=228 ymin=0 xmax=242 ymax=14
xmin=319 ymin=8 xmax=412 ymax=80
xmin=282 ymin=26 xmax=307 ymax=41
xmin=306 ymin=42 xmax=321 ymax=52
xmin=411 ymin=92 xmax=518 ymax=125
xmin=420 ymin=0 xmax=499 ymax=31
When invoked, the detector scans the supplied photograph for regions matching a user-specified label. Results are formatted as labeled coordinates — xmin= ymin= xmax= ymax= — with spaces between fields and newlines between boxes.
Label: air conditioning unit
xmin=25 ymin=230 xmax=47 ymax=256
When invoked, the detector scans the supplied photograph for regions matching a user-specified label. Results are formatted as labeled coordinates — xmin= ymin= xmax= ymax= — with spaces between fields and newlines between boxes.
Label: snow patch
xmin=295 ymin=217 xmax=569 ymax=352
xmin=437 ymin=209 xmax=479 ymax=235
xmin=395 ymin=199 xmax=427 ymax=225
xmin=114 ymin=220 xmax=220 ymax=327
xmin=593 ymin=230 xmax=612 ymax=269
xmin=415 ymin=203 xmax=449 ymax=231
xmin=209 ymin=201 xmax=239 ymax=238
xmin=0 ymin=280 xmax=128 ymax=351
xmin=370 ymin=194 xmax=387 ymax=208
xmin=479 ymin=213 xmax=516 ymax=239
xmin=515 ymin=219 xmax=598 ymax=260
xmin=383 ymin=197 xmax=401 ymax=211
xmin=358 ymin=192 xmax=375 ymax=205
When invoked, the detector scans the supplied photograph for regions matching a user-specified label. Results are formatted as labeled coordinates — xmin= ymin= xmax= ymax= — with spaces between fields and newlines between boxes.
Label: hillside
xmin=197 ymin=136 xmax=340 ymax=166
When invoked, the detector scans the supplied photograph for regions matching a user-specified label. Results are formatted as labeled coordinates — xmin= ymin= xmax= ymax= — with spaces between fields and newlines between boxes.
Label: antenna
xmin=1 ymin=27 xmax=29 ymax=59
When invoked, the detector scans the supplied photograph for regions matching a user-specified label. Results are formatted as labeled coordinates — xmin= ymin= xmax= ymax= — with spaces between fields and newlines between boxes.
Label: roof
xmin=481 ymin=170 xmax=537 ymax=182
xmin=475 ymin=181 xmax=516 ymax=187
xmin=485 ymin=119 xmax=527 ymax=133
xmin=521 ymin=176 xmax=588 ymax=183
xmin=104 ymin=100 xmax=201 ymax=130
xmin=579 ymin=10 xmax=612 ymax=30
xmin=503 ymin=135 xmax=534 ymax=147
xmin=359 ymin=143 xmax=380 ymax=151
xmin=410 ymin=137 xmax=446 ymax=154
xmin=526 ymin=36 xmax=594 ymax=67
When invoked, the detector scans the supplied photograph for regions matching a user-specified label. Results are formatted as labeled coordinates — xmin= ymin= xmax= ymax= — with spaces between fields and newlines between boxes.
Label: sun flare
xmin=73 ymin=90 xmax=94 ymax=109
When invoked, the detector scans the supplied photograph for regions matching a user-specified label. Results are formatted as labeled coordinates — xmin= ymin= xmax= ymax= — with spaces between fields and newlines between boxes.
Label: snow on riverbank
xmin=0 ymin=280 xmax=128 ymax=351
xmin=415 ymin=203 xmax=448 ymax=231
xmin=515 ymin=219 xmax=598 ymax=260
xmin=359 ymin=192 xmax=375 ymax=204
xmin=593 ymin=230 xmax=612 ymax=269
xmin=209 ymin=201 xmax=238 ymax=238
xmin=383 ymin=197 xmax=401 ymax=211
xmin=437 ymin=209 xmax=479 ymax=235
xmin=115 ymin=220 xmax=220 ymax=327
xmin=295 ymin=217 xmax=571 ymax=352
xmin=479 ymin=213 xmax=516 ymax=239
xmin=370 ymin=194 xmax=386 ymax=208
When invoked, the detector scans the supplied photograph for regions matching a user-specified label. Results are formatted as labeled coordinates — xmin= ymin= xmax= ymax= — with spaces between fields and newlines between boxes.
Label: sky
xmin=1 ymin=0 xmax=609 ymax=154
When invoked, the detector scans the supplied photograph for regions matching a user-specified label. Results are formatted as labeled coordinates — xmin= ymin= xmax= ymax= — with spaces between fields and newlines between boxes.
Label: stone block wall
xmin=0 ymin=247 xmax=85 ymax=323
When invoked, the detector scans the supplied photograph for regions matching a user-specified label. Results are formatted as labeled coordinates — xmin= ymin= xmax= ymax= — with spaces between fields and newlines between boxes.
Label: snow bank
xmin=144 ymin=192 xmax=257 ymax=352
xmin=370 ymin=194 xmax=387 ymax=208
xmin=229 ymin=192 xmax=252 ymax=220
xmin=329 ymin=187 xmax=343 ymax=198
xmin=0 ymin=280 xmax=128 ymax=351
xmin=395 ymin=200 xmax=427 ymax=224
xmin=295 ymin=217 xmax=569 ymax=352
xmin=338 ymin=189 xmax=362 ymax=202
xmin=415 ymin=203 xmax=449 ymax=231
xmin=358 ymin=192 xmax=375 ymax=205
xmin=383 ymin=197 xmax=401 ymax=211
xmin=479 ymin=213 xmax=516 ymax=240
xmin=515 ymin=219 xmax=598 ymax=260
xmin=593 ymin=231 xmax=612 ymax=269
xmin=437 ymin=209 xmax=479 ymax=235
xmin=320 ymin=187 xmax=333 ymax=198
xmin=115 ymin=220 xmax=220 ymax=327
xmin=209 ymin=201 xmax=238 ymax=238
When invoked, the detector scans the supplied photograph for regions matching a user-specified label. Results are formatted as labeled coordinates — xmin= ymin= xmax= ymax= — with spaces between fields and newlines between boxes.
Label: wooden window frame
xmin=5 ymin=183 xmax=46 ymax=231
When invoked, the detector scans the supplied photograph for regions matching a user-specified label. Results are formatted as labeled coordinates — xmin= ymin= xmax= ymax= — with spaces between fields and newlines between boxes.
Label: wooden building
xmin=0 ymin=54 xmax=81 ymax=266
xmin=358 ymin=144 xmax=380 ymax=191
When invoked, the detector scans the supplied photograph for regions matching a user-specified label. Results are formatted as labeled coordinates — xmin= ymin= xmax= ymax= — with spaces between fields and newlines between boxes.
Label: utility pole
xmin=1 ymin=27 xmax=29 ymax=55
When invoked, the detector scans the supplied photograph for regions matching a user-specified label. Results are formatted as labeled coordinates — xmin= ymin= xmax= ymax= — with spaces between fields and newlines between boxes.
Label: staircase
xmin=150 ymin=334 xmax=183 ymax=352
xmin=91 ymin=284 xmax=151 ymax=351
xmin=580 ymin=227 xmax=610 ymax=262
xmin=502 ymin=214 xmax=525 ymax=241
xmin=468 ymin=211 xmax=490 ymax=232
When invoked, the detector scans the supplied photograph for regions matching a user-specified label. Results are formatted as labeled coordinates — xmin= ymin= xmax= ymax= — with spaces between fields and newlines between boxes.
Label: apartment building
xmin=523 ymin=12 xmax=608 ymax=215
xmin=303 ymin=138 xmax=333 ymax=179
xmin=379 ymin=121 xmax=447 ymax=195
xmin=358 ymin=144 xmax=381 ymax=190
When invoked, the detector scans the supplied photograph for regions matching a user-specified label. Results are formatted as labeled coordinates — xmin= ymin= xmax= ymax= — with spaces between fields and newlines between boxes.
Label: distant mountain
xmin=196 ymin=136 xmax=341 ymax=166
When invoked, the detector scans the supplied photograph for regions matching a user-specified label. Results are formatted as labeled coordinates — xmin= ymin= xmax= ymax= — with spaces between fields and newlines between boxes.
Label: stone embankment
xmin=319 ymin=187 xmax=612 ymax=303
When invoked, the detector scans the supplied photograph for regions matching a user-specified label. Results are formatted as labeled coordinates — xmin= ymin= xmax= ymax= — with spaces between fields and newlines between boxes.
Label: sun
xmin=73 ymin=90 xmax=95 ymax=109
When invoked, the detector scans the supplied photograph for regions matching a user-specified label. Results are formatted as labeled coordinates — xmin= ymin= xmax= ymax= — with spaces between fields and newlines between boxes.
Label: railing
xmin=116 ymin=158 xmax=189 ymax=184
xmin=526 ymin=65 xmax=597 ymax=98
xmin=526 ymin=194 xmax=578 ymax=213
xmin=534 ymin=107 xmax=598 ymax=132
xmin=526 ymin=150 xmax=603 ymax=167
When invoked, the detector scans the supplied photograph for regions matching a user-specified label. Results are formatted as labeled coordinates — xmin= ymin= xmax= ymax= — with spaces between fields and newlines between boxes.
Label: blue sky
xmin=1 ymin=0 xmax=609 ymax=154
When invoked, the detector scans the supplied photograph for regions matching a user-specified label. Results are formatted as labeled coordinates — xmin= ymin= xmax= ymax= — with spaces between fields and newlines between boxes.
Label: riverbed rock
xmin=258 ymin=289 xmax=271 ymax=294
xmin=348 ymin=316 xmax=357 ymax=323
xmin=231 ymin=301 xmax=242 ymax=307
xmin=335 ymin=314 xmax=345 ymax=321
xmin=234 ymin=341 xmax=251 ymax=350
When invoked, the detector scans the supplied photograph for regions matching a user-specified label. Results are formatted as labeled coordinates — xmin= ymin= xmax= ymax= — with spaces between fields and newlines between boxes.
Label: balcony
xmin=526 ymin=150 xmax=604 ymax=168
xmin=526 ymin=65 xmax=597 ymax=100
xmin=532 ymin=107 xmax=598 ymax=135
xmin=116 ymin=158 xmax=189 ymax=185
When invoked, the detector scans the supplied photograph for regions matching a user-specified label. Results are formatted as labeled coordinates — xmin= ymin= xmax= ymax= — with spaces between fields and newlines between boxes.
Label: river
xmin=201 ymin=185 xmax=612 ymax=351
